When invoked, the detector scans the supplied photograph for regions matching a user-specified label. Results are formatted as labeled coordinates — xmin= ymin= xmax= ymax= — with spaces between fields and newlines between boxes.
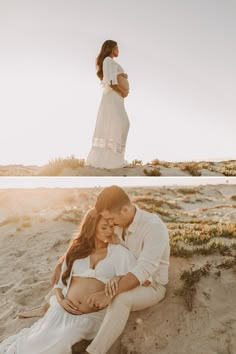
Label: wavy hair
xmin=96 ymin=40 xmax=117 ymax=80
xmin=61 ymin=208 xmax=102 ymax=286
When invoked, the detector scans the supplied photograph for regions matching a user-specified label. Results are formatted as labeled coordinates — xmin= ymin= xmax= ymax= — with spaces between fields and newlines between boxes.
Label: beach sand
xmin=0 ymin=160 xmax=235 ymax=176
xmin=0 ymin=185 xmax=236 ymax=353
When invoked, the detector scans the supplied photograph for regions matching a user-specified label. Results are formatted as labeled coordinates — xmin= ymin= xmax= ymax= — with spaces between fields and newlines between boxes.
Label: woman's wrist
xmin=55 ymin=290 xmax=64 ymax=303
xmin=58 ymin=296 xmax=64 ymax=304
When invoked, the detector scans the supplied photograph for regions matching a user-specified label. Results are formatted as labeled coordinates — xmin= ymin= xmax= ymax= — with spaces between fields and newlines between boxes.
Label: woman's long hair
xmin=61 ymin=208 xmax=102 ymax=285
xmin=96 ymin=40 xmax=117 ymax=80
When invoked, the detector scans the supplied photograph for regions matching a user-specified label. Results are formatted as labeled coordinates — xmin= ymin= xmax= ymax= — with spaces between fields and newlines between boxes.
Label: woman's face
xmin=112 ymin=45 xmax=119 ymax=58
xmin=95 ymin=216 xmax=114 ymax=244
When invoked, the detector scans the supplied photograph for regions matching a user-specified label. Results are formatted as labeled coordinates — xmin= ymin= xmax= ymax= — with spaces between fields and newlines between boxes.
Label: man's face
xmin=100 ymin=208 xmax=127 ymax=228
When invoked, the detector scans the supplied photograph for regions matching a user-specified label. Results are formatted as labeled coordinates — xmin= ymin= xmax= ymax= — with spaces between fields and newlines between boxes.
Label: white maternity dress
xmin=86 ymin=57 xmax=130 ymax=168
xmin=0 ymin=245 xmax=136 ymax=354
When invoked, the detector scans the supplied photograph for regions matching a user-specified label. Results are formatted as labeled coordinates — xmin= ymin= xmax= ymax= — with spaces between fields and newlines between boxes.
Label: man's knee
xmin=111 ymin=291 xmax=133 ymax=308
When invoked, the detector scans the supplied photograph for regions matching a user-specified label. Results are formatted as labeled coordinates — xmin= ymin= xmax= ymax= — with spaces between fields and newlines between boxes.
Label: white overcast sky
xmin=0 ymin=0 xmax=235 ymax=165
xmin=0 ymin=176 xmax=235 ymax=188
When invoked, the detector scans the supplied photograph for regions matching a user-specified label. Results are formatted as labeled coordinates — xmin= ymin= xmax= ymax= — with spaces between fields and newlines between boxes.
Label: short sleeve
xmin=112 ymin=245 xmax=137 ymax=276
xmin=102 ymin=57 xmax=118 ymax=85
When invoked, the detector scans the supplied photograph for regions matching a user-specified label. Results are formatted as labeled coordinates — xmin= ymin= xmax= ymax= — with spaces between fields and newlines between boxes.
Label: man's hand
xmin=58 ymin=298 xmax=83 ymax=315
xmin=105 ymin=276 xmax=122 ymax=297
xmin=142 ymin=280 xmax=151 ymax=287
xmin=87 ymin=291 xmax=112 ymax=310
xmin=51 ymin=263 xmax=62 ymax=286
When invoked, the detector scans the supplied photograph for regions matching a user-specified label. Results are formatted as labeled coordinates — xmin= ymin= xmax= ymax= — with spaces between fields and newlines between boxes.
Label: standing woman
xmin=86 ymin=40 xmax=130 ymax=169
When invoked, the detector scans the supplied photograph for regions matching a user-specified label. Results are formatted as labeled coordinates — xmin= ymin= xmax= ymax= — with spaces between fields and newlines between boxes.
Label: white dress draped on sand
xmin=86 ymin=57 xmax=130 ymax=169
xmin=0 ymin=245 xmax=136 ymax=354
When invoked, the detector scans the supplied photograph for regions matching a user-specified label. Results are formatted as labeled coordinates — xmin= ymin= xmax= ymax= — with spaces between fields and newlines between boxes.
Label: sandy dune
xmin=0 ymin=160 xmax=235 ymax=176
xmin=0 ymin=185 xmax=236 ymax=353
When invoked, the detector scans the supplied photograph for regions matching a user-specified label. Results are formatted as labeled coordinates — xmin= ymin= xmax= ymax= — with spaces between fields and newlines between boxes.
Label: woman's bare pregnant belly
xmin=117 ymin=74 xmax=129 ymax=92
xmin=66 ymin=276 xmax=105 ymax=314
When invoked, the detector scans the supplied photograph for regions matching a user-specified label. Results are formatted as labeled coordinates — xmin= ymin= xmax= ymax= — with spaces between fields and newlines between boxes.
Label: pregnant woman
xmin=0 ymin=209 xmax=136 ymax=354
xmin=86 ymin=40 xmax=130 ymax=169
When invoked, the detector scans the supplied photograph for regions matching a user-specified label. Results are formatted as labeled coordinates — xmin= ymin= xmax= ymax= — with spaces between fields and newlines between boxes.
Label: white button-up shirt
xmin=114 ymin=206 xmax=170 ymax=285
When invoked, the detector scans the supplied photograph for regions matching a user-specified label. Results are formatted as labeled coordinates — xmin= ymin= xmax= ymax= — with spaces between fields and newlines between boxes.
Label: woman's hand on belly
xmin=58 ymin=298 xmax=84 ymax=315
xmin=66 ymin=277 xmax=106 ymax=314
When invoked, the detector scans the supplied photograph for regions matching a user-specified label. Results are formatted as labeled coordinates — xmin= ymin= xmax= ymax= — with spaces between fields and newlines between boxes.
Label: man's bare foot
xmin=17 ymin=303 xmax=50 ymax=319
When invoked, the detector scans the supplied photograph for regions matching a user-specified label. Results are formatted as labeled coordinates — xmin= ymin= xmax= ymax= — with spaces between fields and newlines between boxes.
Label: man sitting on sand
xmin=19 ymin=185 xmax=170 ymax=354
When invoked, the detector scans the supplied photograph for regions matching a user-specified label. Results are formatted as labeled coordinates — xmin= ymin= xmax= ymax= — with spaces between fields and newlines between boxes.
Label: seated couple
xmin=0 ymin=185 xmax=170 ymax=354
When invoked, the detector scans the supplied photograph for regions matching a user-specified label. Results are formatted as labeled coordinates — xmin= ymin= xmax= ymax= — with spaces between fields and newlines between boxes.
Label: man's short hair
xmin=95 ymin=185 xmax=131 ymax=213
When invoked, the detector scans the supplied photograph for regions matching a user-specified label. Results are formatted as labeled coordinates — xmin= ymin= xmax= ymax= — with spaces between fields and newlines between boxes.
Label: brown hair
xmin=61 ymin=208 xmax=102 ymax=285
xmin=95 ymin=185 xmax=131 ymax=213
xmin=96 ymin=40 xmax=117 ymax=80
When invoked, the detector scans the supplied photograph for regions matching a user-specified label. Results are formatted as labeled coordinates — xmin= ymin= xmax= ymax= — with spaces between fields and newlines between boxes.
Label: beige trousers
xmin=86 ymin=283 xmax=166 ymax=354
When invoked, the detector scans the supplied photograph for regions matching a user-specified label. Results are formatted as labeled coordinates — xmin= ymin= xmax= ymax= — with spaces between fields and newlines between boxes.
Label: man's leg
xmin=86 ymin=284 xmax=166 ymax=354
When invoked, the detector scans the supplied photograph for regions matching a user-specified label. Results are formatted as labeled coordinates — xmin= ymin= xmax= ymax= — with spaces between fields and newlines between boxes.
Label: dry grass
xmin=21 ymin=221 xmax=32 ymax=229
xmin=216 ymin=161 xmax=236 ymax=176
xmin=53 ymin=208 xmax=82 ymax=224
xmin=176 ymin=188 xmax=199 ymax=195
xmin=133 ymin=197 xmax=181 ymax=210
xmin=0 ymin=216 xmax=21 ymax=227
xmin=129 ymin=159 xmax=143 ymax=167
xmin=216 ymin=256 xmax=236 ymax=270
xmin=169 ymin=220 xmax=236 ymax=257
xmin=180 ymin=162 xmax=201 ymax=176
xmin=149 ymin=159 xmax=172 ymax=168
xmin=38 ymin=156 xmax=85 ymax=176
xmin=0 ymin=214 xmax=32 ymax=227
xmin=174 ymin=263 xmax=211 ymax=311
xmin=143 ymin=168 xmax=161 ymax=176
xmin=148 ymin=159 xmax=216 ymax=172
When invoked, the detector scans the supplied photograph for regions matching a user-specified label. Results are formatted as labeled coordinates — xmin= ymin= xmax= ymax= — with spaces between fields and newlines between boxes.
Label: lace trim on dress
xmin=93 ymin=137 xmax=125 ymax=154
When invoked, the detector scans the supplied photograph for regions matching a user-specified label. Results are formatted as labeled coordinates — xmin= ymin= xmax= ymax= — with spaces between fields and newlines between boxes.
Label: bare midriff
xmin=66 ymin=276 xmax=105 ymax=314
xmin=117 ymin=74 xmax=129 ymax=92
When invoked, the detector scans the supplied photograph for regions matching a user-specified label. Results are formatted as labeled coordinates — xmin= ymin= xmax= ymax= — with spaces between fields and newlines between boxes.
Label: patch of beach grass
xmin=53 ymin=208 xmax=82 ymax=224
xmin=143 ymin=168 xmax=161 ymax=176
xmin=174 ymin=263 xmax=211 ymax=311
xmin=180 ymin=162 xmax=201 ymax=176
xmin=149 ymin=159 xmax=172 ymax=168
xmin=38 ymin=156 xmax=85 ymax=176
xmin=176 ymin=188 xmax=199 ymax=195
xmin=129 ymin=159 xmax=143 ymax=167
xmin=216 ymin=256 xmax=236 ymax=270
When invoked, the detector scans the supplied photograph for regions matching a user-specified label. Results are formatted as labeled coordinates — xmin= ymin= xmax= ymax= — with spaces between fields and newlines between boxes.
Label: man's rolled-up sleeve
xmin=130 ymin=223 xmax=169 ymax=285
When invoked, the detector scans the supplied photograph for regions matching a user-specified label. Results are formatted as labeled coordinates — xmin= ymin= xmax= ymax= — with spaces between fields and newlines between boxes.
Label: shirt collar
xmin=126 ymin=205 xmax=141 ymax=234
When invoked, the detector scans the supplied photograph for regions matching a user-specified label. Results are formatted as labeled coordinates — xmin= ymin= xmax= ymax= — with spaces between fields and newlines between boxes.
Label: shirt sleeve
xmin=113 ymin=245 xmax=137 ymax=276
xmin=53 ymin=259 xmax=67 ymax=290
xmin=130 ymin=222 xmax=169 ymax=285
xmin=102 ymin=57 xmax=118 ymax=85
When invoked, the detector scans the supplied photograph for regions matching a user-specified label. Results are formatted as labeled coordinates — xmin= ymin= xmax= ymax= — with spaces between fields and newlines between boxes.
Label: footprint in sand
xmin=19 ymin=275 xmax=38 ymax=285
xmin=0 ymin=284 xmax=14 ymax=294
xmin=0 ymin=304 xmax=15 ymax=322
xmin=0 ymin=325 xmax=7 ymax=339
xmin=14 ymin=290 xmax=35 ymax=306
xmin=15 ymin=250 xmax=26 ymax=258
xmin=9 ymin=250 xmax=26 ymax=258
